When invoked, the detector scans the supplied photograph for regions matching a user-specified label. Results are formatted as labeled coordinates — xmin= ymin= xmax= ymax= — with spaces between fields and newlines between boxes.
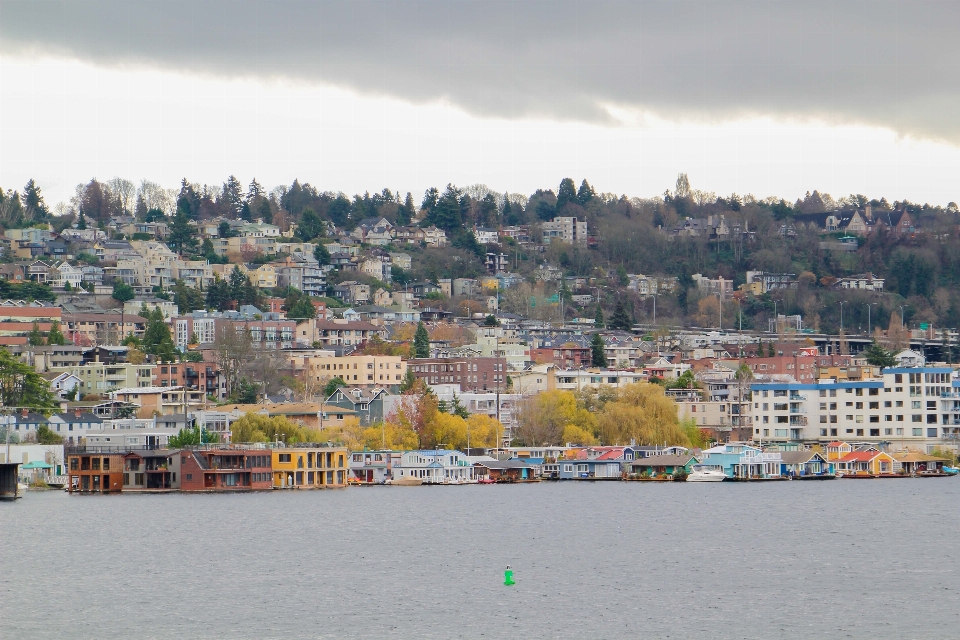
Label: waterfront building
xmin=271 ymin=446 xmax=348 ymax=488
xmin=751 ymin=366 xmax=960 ymax=452
xmin=834 ymin=449 xmax=897 ymax=476
xmin=123 ymin=450 xmax=181 ymax=490
xmin=349 ymin=450 xmax=399 ymax=484
xmin=66 ymin=451 xmax=125 ymax=493
xmin=557 ymin=457 xmax=623 ymax=480
xmin=625 ymin=455 xmax=700 ymax=477
xmin=697 ymin=443 xmax=782 ymax=479
xmin=778 ymin=451 xmax=830 ymax=477
xmin=393 ymin=450 xmax=474 ymax=483
xmin=180 ymin=448 xmax=274 ymax=492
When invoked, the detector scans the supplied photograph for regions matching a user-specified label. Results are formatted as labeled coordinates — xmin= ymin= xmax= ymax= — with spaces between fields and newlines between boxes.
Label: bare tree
xmin=107 ymin=177 xmax=136 ymax=215
xmin=212 ymin=323 xmax=253 ymax=398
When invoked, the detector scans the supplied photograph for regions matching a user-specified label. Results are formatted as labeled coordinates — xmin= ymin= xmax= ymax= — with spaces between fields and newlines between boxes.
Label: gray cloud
xmin=2 ymin=1 xmax=959 ymax=141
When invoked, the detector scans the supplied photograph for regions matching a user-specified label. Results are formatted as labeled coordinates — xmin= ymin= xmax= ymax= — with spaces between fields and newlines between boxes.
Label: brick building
xmin=408 ymin=357 xmax=506 ymax=392
xmin=180 ymin=448 xmax=274 ymax=491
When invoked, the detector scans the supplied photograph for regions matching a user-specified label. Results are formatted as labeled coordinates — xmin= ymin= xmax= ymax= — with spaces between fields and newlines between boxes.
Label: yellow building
xmin=288 ymin=354 xmax=407 ymax=386
xmin=272 ymin=446 xmax=349 ymax=488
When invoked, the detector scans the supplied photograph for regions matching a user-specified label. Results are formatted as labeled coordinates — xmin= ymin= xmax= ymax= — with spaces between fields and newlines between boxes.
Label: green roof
xmin=20 ymin=461 xmax=53 ymax=469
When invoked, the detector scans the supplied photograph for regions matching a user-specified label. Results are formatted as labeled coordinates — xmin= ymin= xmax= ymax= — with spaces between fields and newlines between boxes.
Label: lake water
xmin=2 ymin=480 xmax=959 ymax=639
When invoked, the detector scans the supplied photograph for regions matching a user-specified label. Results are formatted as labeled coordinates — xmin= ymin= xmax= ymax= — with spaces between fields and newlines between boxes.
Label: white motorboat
xmin=686 ymin=466 xmax=727 ymax=482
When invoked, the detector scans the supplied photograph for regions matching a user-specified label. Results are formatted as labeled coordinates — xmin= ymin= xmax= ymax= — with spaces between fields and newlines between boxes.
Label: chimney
xmin=75 ymin=409 xmax=82 ymax=418
xmin=21 ymin=408 xmax=29 ymax=418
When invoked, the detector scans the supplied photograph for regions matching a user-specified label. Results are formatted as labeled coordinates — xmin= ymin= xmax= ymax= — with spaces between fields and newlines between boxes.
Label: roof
xmin=595 ymin=448 xmax=626 ymax=461
xmin=111 ymin=386 xmax=182 ymax=395
xmin=216 ymin=402 xmax=357 ymax=416
xmin=779 ymin=451 xmax=825 ymax=464
xmin=629 ymin=455 xmax=698 ymax=467
xmin=893 ymin=452 xmax=948 ymax=463
xmin=475 ymin=460 xmax=538 ymax=469
xmin=20 ymin=461 xmax=53 ymax=469
xmin=838 ymin=451 xmax=888 ymax=462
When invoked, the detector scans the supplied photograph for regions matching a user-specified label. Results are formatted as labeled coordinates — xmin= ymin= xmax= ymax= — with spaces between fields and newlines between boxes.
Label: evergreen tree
xmin=397 ymin=192 xmax=415 ymax=225
xmin=27 ymin=322 xmax=45 ymax=346
xmin=220 ymin=175 xmax=244 ymax=218
xmin=76 ymin=210 xmax=87 ymax=230
xmin=591 ymin=333 xmax=608 ymax=367
xmin=767 ymin=342 xmax=776 ymax=357
xmin=240 ymin=201 xmax=253 ymax=221
xmin=427 ymin=185 xmax=462 ymax=231
xmin=577 ymin=179 xmax=596 ymax=206
xmin=323 ymin=376 xmax=347 ymax=398
xmin=556 ymin=178 xmax=577 ymax=211
xmin=594 ymin=304 xmax=605 ymax=328
xmin=47 ymin=320 xmax=66 ymax=346
xmin=111 ymin=281 xmax=135 ymax=303
xmin=172 ymin=280 xmax=205 ymax=314
xmin=608 ymin=300 xmax=633 ymax=331
xmin=258 ymin=198 xmax=273 ymax=224
xmin=863 ymin=340 xmax=897 ymax=369
xmin=205 ymin=276 xmax=232 ymax=312
xmin=176 ymin=178 xmax=201 ymax=220
xmin=142 ymin=307 xmax=177 ymax=361
xmin=313 ymin=242 xmax=331 ymax=266
xmin=168 ymin=205 xmax=197 ymax=256
xmin=134 ymin=193 xmax=148 ymax=219
xmin=246 ymin=178 xmax=265 ymax=202
xmin=21 ymin=179 xmax=49 ymax=221
xmin=288 ymin=297 xmax=317 ymax=321
xmin=296 ymin=208 xmax=324 ymax=241
xmin=757 ymin=338 xmax=764 ymax=357
xmin=414 ymin=321 xmax=430 ymax=358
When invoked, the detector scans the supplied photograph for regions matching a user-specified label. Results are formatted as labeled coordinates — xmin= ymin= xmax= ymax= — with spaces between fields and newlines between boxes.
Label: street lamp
xmin=899 ymin=305 xmax=906 ymax=329
xmin=839 ymin=301 xmax=846 ymax=333
xmin=866 ymin=303 xmax=877 ymax=336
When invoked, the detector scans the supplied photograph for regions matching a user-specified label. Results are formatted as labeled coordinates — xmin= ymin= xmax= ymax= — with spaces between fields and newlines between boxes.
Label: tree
xmin=258 ymin=198 xmax=273 ymax=224
xmin=577 ymin=179 xmax=596 ymax=206
xmin=168 ymin=205 xmax=197 ymax=256
xmin=399 ymin=368 xmax=417 ymax=392
xmin=414 ymin=321 xmax=430 ymax=358
xmin=76 ymin=210 xmax=87 ymax=230
xmin=111 ymin=281 xmax=135 ymax=303
xmin=0 ymin=347 xmax=56 ymax=409
xmin=608 ymin=300 xmax=632 ymax=331
xmin=863 ymin=340 xmax=897 ymax=369
xmin=313 ymin=242 xmax=331 ymax=266
xmin=483 ymin=314 xmax=499 ymax=327
xmin=220 ymin=175 xmax=244 ymax=218
xmin=142 ymin=307 xmax=177 ymax=362
xmin=288 ymin=297 xmax=317 ymax=321
xmin=36 ymin=424 xmax=63 ymax=444
xmin=591 ymin=333 xmax=607 ymax=367
xmin=595 ymin=383 xmax=690 ymax=446
xmin=767 ymin=342 xmax=776 ymax=357
xmin=47 ymin=320 xmax=66 ymax=346
xmin=323 ymin=376 xmax=347 ymax=398
xmin=296 ymin=208 xmax=324 ymax=241
xmin=172 ymin=280 xmax=205 ymax=314
xmin=594 ymin=304 xmax=605 ymax=328
xmin=169 ymin=425 xmax=221 ymax=447
xmin=556 ymin=178 xmax=577 ymax=211
xmin=27 ymin=322 xmax=45 ymax=346
xmin=516 ymin=390 xmax=595 ymax=446
xmin=21 ymin=179 xmax=49 ymax=221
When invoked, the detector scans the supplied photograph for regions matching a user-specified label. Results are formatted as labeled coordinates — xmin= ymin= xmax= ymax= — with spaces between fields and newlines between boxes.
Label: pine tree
xmin=168 ymin=205 xmax=197 ymax=256
xmin=591 ymin=333 xmax=607 ymax=367
xmin=142 ymin=307 xmax=177 ymax=362
xmin=27 ymin=322 xmax=45 ymax=346
xmin=414 ymin=321 xmax=430 ymax=358
xmin=767 ymin=342 xmax=776 ymax=357
xmin=21 ymin=179 xmax=49 ymax=221
xmin=577 ymin=179 xmax=596 ymax=206
xmin=258 ymin=198 xmax=273 ymax=224
xmin=47 ymin=320 xmax=66 ymax=346
xmin=557 ymin=178 xmax=577 ymax=211
xmin=594 ymin=304 xmax=605 ymax=328
xmin=288 ymin=297 xmax=317 ymax=321
xmin=76 ymin=210 xmax=87 ymax=230
xmin=220 ymin=175 xmax=244 ymax=218
xmin=608 ymin=300 xmax=633 ymax=331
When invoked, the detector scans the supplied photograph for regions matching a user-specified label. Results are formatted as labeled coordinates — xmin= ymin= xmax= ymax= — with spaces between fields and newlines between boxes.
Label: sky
xmin=2 ymin=0 xmax=959 ymax=206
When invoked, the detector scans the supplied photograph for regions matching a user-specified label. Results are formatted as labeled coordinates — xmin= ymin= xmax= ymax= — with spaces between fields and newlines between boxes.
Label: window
xmin=855 ymin=389 xmax=863 ymax=396
xmin=820 ymin=416 xmax=827 ymax=423
xmin=869 ymin=388 xmax=879 ymax=396
xmin=775 ymin=429 xmax=788 ymax=437
xmin=70 ymin=458 xmax=78 ymax=471
xmin=819 ymin=390 xmax=826 ymax=397
xmin=896 ymin=428 xmax=903 ymax=435
xmin=762 ymin=416 xmax=769 ymax=424
xmin=830 ymin=428 xmax=838 ymax=436
xmin=927 ymin=401 xmax=938 ymax=410
xmin=912 ymin=415 xmax=923 ymax=423
xmin=855 ymin=402 xmax=864 ymax=410
xmin=870 ymin=429 xmax=880 ymax=436
xmin=856 ymin=415 xmax=864 ymax=423
xmin=884 ymin=415 xmax=892 ymax=421
xmin=776 ymin=416 xmax=788 ymax=424
xmin=186 ymin=473 xmax=193 ymax=481
xmin=845 ymin=429 xmax=853 ymax=434
xmin=869 ymin=402 xmax=879 ymax=410
xmin=830 ymin=403 xmax=837 ymax=410
xmin=884 ymin=401 xmax=891 ymax=408
xmin=896 ymin=415 xmax=904 ymax=421
xmin=830 ymin=415 xmax=838 ymax=423
xmin=820 ymin=429 xmax=828 ymax=436
xmin=896 ymin=401 xmax=903 ymax=408
xmin=278 ymin=454 xmax=291 ymax=463
xmin=927 ymin=414 xmax=938 ymax=424
xmin=895 ymin=374 xmax=903 ymax=383
xmin=913 ymin=428 xmax=923 ymax=436
xmin=869 ymin=416 xmax=879 ymax=423
xmin=929 ymin=428 xmax=939 ymax=437
xmin=856 ymin=429 xmax=864 ymax=436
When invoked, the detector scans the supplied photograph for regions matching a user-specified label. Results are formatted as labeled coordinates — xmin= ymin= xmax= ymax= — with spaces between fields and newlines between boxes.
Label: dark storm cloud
xmin=2 ymin=1 xmax=958 ymax=140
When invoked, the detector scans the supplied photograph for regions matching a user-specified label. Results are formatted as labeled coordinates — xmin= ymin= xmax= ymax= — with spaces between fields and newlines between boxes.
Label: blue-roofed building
xmin=751 ymin=365 xmax=959 ymax=453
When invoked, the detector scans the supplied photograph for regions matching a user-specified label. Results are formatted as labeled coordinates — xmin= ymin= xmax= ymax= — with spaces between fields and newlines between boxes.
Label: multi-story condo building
xmin=541 ymin=216 xmax=587 ymax=246
xmin=751 ymin=366 xmax=960 ymax=453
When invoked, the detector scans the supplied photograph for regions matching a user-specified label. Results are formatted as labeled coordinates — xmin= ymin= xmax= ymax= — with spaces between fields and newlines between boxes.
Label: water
xmin=2 ymin=480 xmax=959 ymax=639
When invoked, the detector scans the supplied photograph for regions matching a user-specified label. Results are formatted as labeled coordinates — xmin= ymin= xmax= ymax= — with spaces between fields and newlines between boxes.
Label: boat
xmin=944 ymin=466 xmax=959 ymax=476
xmin=686 ymin=466 xmax=727 ymax=482
xmin=385 ymin=476 xmax=423 ymax=486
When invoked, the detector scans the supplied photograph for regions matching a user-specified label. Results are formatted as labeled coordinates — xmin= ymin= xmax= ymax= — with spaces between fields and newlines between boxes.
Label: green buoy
xmin=504 ymin=565 xmax=515 ymax=586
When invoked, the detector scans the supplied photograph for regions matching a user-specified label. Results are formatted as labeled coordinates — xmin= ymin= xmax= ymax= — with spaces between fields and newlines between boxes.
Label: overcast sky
xmin=2 ymin=0 xmax=959 ymax=205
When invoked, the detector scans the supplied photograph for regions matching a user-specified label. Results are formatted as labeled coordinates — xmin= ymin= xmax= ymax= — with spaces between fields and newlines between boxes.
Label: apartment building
xmin=542 ymin=216 xmax=587 ymax=246
xmin=408 ymin=357 xmax=506 ymax=392
xmin=52 ymin=361 xmax=155 ymax=394
xmin=271 ymin=446 xmax=349 ymax=489
xmin=0 ymin=302 xmax=61 ymax=346
xmin=751 ymin=366 xmax=960 ymax=452
xmin=289 ymin=353 xmax=406 ymax=386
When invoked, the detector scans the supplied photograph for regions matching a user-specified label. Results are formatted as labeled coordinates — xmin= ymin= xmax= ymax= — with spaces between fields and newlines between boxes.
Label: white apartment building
xmin=751 ymin=366 xmax=960 ymax=452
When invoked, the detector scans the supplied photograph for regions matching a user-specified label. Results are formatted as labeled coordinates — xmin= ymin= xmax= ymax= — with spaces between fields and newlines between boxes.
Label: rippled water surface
xmin=2 ymin=479 xmax=959 ymax=639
